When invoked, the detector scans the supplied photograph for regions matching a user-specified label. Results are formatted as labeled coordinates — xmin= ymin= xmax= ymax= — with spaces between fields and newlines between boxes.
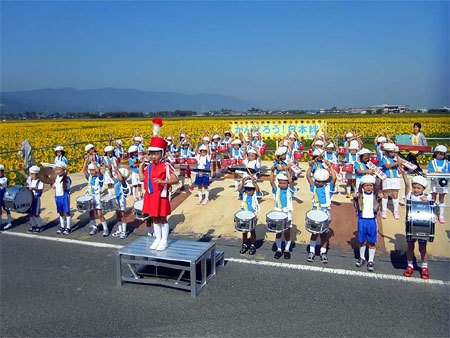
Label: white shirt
xmin=362 ymin=193 xmax=374 ymax=218
xmin=404 ymin=192 xmax=431 ymax=202
xmin=0 ymin=176 xmax=7 ymax=190
xmin=26 ymin=177 xmax=44 ymax=197
xmin=54 ymin=175 xmax=71 ymax=197
xmin=195 ymin=154 xmax=210 ymax=170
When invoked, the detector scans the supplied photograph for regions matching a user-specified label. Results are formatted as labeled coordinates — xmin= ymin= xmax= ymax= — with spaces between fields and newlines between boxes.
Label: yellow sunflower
xmin=10 ymin=180 xmax=15 ymax=186
xmin=9 ymin=172 xmax=16 ymax=179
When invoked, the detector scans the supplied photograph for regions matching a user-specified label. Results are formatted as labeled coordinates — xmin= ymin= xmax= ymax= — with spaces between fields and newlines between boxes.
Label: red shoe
xmin=180 ymin=186 xmax=186 ymax=191
xmin=403 ymin=266 xmax=414 ymax=277
xmin=189 ymin=185 xmax=194 ymax=191
xmin=421 ymin=267 xmax=429 ymax=279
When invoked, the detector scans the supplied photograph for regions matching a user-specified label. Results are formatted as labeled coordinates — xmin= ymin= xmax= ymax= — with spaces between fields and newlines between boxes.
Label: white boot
xmin=149 ymin=224 xmax=162 ymax=249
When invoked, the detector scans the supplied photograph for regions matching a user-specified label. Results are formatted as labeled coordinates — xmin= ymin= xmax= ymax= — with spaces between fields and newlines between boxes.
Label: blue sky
xmin=1 ymin=1 xmax=448 ymax=109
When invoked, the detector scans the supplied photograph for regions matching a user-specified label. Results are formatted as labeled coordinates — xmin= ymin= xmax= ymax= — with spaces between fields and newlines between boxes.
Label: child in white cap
xmin=102 ymin=145 xmax=118 ymax=197
xmin=230 ymin=139 xmax=244 ymax=191
xmin=305 ymin=165 xmax=337 ymax=263
xmin=428 ymin=145 xmax=448 ymax=223
xmin=194 ymin=143 xmax=212 ymax=205
xmin=54 ymin=146 xmax=68 ymax=164
xmin=113 ymin=139 xmax=124 ymax=163
xmin=178 ymin=140 xmax=195 ymax=192
xmin=354 ymin=148 xmax=376 ymax=191
xmin=270 ymin=166 xmax=296 ymax=259
xmin=210 ymin=134 xmax=222 ymax=178
xmin=324 ymin=142 xmax=338 ymax=164
xmin=380 ymin=143 xmax=401 ymax=219
xmin=0 ymin=164 xmax=13 ymax=230
xmin=53 ymin=161 xmax=72 ymax=235
xmin=344 ymin=140 xmax=360 ymax=198
xmin=401 ymin=171 xmax=433 ymax=279
xmin=128 ymin=145 xmax=143 ymax=201
xmin=131 ymin=134 xmax=145 ymax=156
xmin=352 ymin=175 xmax=382 ymax=272
xmin=111 ymin=167 xmax=131 ymax=239
xmin=20 ymin=165 xmax=44 ymax=233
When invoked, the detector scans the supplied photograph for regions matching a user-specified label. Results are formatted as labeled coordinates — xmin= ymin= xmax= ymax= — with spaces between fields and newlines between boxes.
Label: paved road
xmin=1 ymin=235 xmax=449 ymax=337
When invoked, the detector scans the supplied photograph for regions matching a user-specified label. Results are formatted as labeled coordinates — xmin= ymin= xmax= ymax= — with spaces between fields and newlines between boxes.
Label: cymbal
xmin=38 ymin=167 xmax=57 ymax=184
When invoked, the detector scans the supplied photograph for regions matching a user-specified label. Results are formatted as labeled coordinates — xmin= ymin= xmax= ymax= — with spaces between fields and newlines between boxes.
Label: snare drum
xmin=338 ymin=147 xmax=347 ymax=155
xmin=294 ymin=151 xmax=302 ymax=159
xmin=266 ymin=210 xmax=289 ymax=233
xmin=3 ymin=186 xmax=34 ymax=213
xmin=218 ymin=145 xmax=229 ymax=153
xmin=100 ymin=195 xmax=119 ymax=213
xmin=133 ymin=200 xmax=149 ymax=221
xmin=370 ymin=156 xmax=379 ymax=165
xmin=332 ymin=163 xmax=341 ymax=173
xmin=258 ymin=146 xmax=266 ymax=155
xmin=308 ymin=149 xmax=314 ymax=156
xmin=342 ymin=164 xmax=354 ymax=172
xmin=178 ymin=158 xmax=187 ymax=165
xmin=298 ymin=144 xmax=304 ymax=150
xmin=76 ymin=195 xmax=94 ymax=212
xmin=187 ymin=158 xmax=197 ymax=165
xmin=406 ymin=200 xmax=435 ymax=242
xmin=305 ymin=209 xmax=329 ymax=234
xmin=234 ymin=210 xmax=257 ymax=232
xmin=221 ymin=159 xmax=230 ymax=166
xmin=238 ymin=159 xmax=244 ymax=165
xmin=211 ymin=153 xmax=217 ymax=160
xmin=228 ymin=159 xmax=237 ymax=166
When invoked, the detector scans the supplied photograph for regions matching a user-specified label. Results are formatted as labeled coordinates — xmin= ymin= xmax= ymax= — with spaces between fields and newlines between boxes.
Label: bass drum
xmin=4 ymin=186 xmax=34 ymax=213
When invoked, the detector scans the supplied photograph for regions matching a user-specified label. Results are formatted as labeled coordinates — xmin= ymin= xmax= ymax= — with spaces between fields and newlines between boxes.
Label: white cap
xmin=244 ymin=180 xmax=255 ymax=188
xmin=358 ymin=148 xmax=371 ymax=156
xmin=231 ymin=139 xmax=242 ymax=145
xmin=288 ymin=133 xmax=296 ymax=139
xmin=212 ymin=134 xmax=220 ymax=140
xmin=314 ymin=169 xmax=329 ymax=182
xmin=275 ymin=147 xmax=287 ymax=156
xmin=378 ymin=136 xmax=386 ymax=143
xmin=276 ymin=172 xmax=289 ymax=181
xmin=224 ymin=130 xmax=231 ymax=135
xmin=346 ymin=132 xmax=354 ymax=138
xmin=128 ymin=145 xmax=138 ymax=153
xmin=54 ymin=161 xmax=67 ymax=169
xmin=245 ymin=137 xmax=250 ymax=142
xmin=115 ymin=139 xmax=122 ymax=145
xmin=394 ymin=145 xmax=399 ymax=152
xmin=104 ymin=145 xmax=114 ymax=153
xmin=412 ymin=175 xmax=428 ymax=188
xmin=85 ymin=144 xmax=94 ymax=152
xmin=361 ymin=174 xmax=376 ymax=185
xmin=29 ymin=165 xmax=40 ymax=174
xmin=434 ymin=145 xmax=448 ymax=153
xmin=119 ymin=168 xmax=130 ymax=179
xmin=383 ymin=143 xmax=396 ymax=151
xmin=326 ymin=142 xmax=334 ymax=148
xmin=134 ymin=136 xmax=142 ymax=142
xmin=180 ymin=133 xmax=186 ymax=138
xmin=87 ymin=163 xmax=96 ymax=170
xmin=202 ymin=136 xmax=210 ymax=142
xmin=348 ymin=140 xmax=359 ymax=150
xmin=315 ymin=140 xmax=324 ymax=146
xmin=181 ymin=141 xmax=189 ymax=146
xmin=0 ymin=164 xmax=4 ymax=170
xmin=55 ymin=146 xmax=64 ymax=151
xmin=166 ymin=136 xmax=173 ymax=140
xmin=313 ymin=148 xmax=324 ymax=156
xmin=247 ymin=148 xmax=257 ymax=154
xmin=199 ymin=144 xmax=208 ymax=151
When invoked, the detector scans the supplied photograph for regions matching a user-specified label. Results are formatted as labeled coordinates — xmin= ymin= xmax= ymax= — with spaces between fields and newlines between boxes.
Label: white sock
xmin=439 ymin=203 xmax=445 ymax=218
xmin=422 ymin=262 xmax=428 ymax=268
xmin=407 ymin=260 xmax=413 ymax=268
xmin=138 ymin=186 xmax=142 ymax=198
xmin=30 ymin=217 xmax=36 ymax=227
xmin=368 ymin=248 xmax=376 ymax=263
xmin=275 ymin=238 xmax=282 ymax=250
xmin=122 ymin=222 xmax=127 ymax=233
xmin=7 ymin=213 xmax=12 ymax=223
xmin=320 ymin=247 xmax=327 ymax=254
xmin=132 ymin=186 xmax=137 ymax=199
xmin=147 ymin=226 xmax=154 ymax=236
xmin=36 ymin=217 xmax=42 ymax=228
xmin=204 ymin=189 xmax=209 ymax=200
xmin=310 ymin=240 xmax=316 ymax=253
xmin=154 ymin=223 xmax=162 ymax=241
xmin=66 ymin=216 xmax=71 ymax=229
xmin=285 ymin=240 xmax=291 ymax=251
xmin=117 ymin=221 xmax=123 ymax=232
xmin=393 ymin=199 xmax=399 ymax=212
xmin=59 ymin=216 xmax=65 ymax=228
xmin=181 ymin=176 xmax=185 ymax=186
xmin=161 ymin=223 xmax=169 ymax=242
xmin=108 ymin=188 xmax=113 ymax=196
xmin=359 ymin=246 xmax=366 ymax=260
xmin=234 ymin=179 xmax=239 ymax=189
xmin=197 ymin=188 xmax=203 ymax=200
xmin=90 ymin=220 xmax=96 ymax=227
xmin=382 ymin=198 xmax=388 ymax=211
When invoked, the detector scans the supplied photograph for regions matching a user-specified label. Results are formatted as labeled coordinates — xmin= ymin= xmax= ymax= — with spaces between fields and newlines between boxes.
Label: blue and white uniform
xmin=179 ymin=147 xmax=195 ymax=159
xmin=310 ymin=182 xmax=334 ymax=223
xmin=345 ymin=152 xmax=358 ymax=179
xmin=26 ymin=177 xmax=44 ymax=215
xmin=86 ymin=174 xmax=104 ymax=209
xmin=114 ymin=146 xmax=124 ymax=159
xmin=357 ymin=192 xmax=378 ymax=244
xmin=241 ymin=191 xmax=260 ymax=215
xmin=325 ymin=151 xmax=338 ymax=164
xmin=194 ymin=154 xmax=211 ymax=186
xmin=243 ymin=159 xmax=261 ymax=175
xmin=272 ymin=185 xmax=296 ymax=225
xmin=102 ymin=155 xmax=118 ymax=185
xmin=168 ymin=143 xmax=178 ymax=157
xmin=54 ymin=155 xmax=68 ymax=165
xmin=54 ymin=174 xmax=71 ymax=213
xmin=230 ymin=147 xmax=244 ymax=160
xmin=428 ymin=159 xmax=449 ymax=194
xmin=113 ymin=178 xmax=130 ymax=211
xmin=129 ymin=156 xmax=142 ymax=186
xmin=0 ymin=175 xmax=7 ymax=209
xmin=380 ymin=155 xmax=400 ymax=190
xmin=210 ymin=141 xmax=222 ymax=161
xmin=312 ymin=160 xmax=325 ymax=174
xmin=354 ymin=161 xmax=369 ymax=190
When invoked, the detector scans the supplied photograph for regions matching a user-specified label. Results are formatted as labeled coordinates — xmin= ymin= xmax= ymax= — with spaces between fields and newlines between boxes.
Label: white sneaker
xmin=119 ymin=231 xmax=128 ymax=239
xmin=103 ymin=228 xmax=109 ymax=237
xmin=149 ymin=239 xmax=160 ymax=250
xmin=156 ymin=240 xmax=168 ymax=251
xmin=3 ymin=223 xmax=12 ymax=230
xmin=112 ymin=230 xmax=121 ymax=237
xmin=89 ymin=226 xmax=98 ymax=235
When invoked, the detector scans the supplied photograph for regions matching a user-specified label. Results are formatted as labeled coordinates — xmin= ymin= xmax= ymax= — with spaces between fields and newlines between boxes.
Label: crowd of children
xmin=0 ymin=126 xmax=448 ymax=278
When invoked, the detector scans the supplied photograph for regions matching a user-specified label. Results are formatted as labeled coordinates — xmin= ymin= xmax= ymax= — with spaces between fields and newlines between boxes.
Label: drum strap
xmin=432 ymin=159 xmax=447 ymax=172
xmin=33 ymin=179 xmax=42 ymax=197
xmin=241 ymin=193 xmax=260 ymax=212
xmin=313 ymin=184 xmax=331 ymax=210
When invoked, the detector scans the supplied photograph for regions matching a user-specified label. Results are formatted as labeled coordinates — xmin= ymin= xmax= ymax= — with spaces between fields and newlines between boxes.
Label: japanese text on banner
xmin=229 ymin=120 xmax=326 ymax=139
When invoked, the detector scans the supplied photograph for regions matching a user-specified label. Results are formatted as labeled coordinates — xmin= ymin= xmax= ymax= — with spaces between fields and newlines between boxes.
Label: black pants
xmin=406 ymin=152 xmax=423 ymax=174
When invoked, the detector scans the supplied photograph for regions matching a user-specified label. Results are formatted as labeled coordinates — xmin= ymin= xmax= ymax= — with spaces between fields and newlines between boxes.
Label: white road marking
xmin=3 ymin=231 xmax=449 ymax=286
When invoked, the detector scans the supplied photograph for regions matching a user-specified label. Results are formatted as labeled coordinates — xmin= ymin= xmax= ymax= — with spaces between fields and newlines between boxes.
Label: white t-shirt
xmin=195 ymin=154 xmax=210 ymax=170
xmin=0 ymin=176 xmax=7 ymax=190
xmin=362 ymin=193 xmax=374 ymax=218
xmin=404 ymin=192 xmax=431 ymax=202
xmin=26 ymin=177 xmax=44 ymax=197
xmin=54 ymin=175 xmax=72 ymax=197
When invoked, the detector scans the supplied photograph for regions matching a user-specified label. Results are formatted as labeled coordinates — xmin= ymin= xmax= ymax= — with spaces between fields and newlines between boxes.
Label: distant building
xmin=348 ymin=104 xmax=410 ymax=114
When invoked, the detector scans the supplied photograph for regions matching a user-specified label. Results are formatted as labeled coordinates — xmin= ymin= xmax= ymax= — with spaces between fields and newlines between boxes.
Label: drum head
xmin=134 ymin=200 xmax=144 ymax=210
xmin=306 ymin=209 xmax=328 ymax=222
xmin=267 ymin=211 xmax=287 ymax=220
xmin=235 ymin=210 xmax=256 ymax=220
xmin=101 ymin=196 xmax=116 ymax=202
xmin=77 ymin=195 xmax=93 ymax=202
xmin=9 ymin=186 xmax=34 ymax=213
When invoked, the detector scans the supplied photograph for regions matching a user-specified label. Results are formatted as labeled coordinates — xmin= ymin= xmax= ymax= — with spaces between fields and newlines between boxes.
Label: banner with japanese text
xmin=229 ymin=119 xmax=327 ymax=139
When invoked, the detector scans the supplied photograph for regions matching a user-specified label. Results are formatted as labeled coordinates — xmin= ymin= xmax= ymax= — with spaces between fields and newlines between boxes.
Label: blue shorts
xmin=29 ymin=197 xmax=41 ymax=216
xmin=55 ymin=193 xmax=70 ymax=213
xmin=0 ymin=189 xmax=5 ymax=208
xmin=357 ymin=218 xmax=377 ymax=244
xmin=194 ymin=174 xmax=210 ymax=187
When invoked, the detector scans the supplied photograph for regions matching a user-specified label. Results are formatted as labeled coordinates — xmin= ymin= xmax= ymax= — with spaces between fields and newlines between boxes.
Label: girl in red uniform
xmin=139 ymin=119 xmax=178 ymax=251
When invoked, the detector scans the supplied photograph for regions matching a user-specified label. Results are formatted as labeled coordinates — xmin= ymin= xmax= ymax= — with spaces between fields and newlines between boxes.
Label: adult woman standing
xmin=406 ymin=122 xmax=428 ymax=174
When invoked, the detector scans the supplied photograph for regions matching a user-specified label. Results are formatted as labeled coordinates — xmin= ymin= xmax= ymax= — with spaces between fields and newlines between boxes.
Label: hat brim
xmin=147 ymin=147 xmax=164 ymax=152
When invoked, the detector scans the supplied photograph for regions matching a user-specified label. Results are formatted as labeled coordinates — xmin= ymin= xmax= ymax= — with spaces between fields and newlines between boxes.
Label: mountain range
xmin=0 ymin=87 xmax=252 ymax=113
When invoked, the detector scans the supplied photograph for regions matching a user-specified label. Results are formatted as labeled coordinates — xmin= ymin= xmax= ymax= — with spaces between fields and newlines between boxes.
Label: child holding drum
xmin=20 ymin=165 xmax=44 ymax=233
xmin=230 ymin=139 xmax=244 ymax=191
xmin=210 ymin=134 xmax=222 ymax=178
xmin=352 ymin=175 xmax=382 ymax=272
xmin=428 ymin=145 xmax=449 ymax=223
xmin=82 ymin=160 xmax=108 ymax=236
xmin=52 ymin=161 xmax=72 ymax=235
xmin=111 ymin=167 xmax=131 ymax=239
xmin=380 ymin=143 xmax=401 ymax=219
xmin=102 ymin=145 xmax=118 ymax=197
xmin=305 ymin=165 xmax=336 ymax=263
xmin=178 ymin=140 xmax=195 ymax=192
xmin=194 ymin=143 xmax=211 ymax=205
xmin=344 ymin=141 xmax=359 ymax=198
xmin=401 ymin=171 xmax=432 ymax=279
xmin=0 ymin=164 xmax=13 ymax=230
xmin=237 ymin=177 xmax=261 ymax=255
xmin=269 ymin=166 xmax=296 ymax=259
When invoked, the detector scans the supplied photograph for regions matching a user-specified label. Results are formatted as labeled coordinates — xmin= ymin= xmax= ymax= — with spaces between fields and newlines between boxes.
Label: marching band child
xmin=111 ymin=167 xmax=131 ymax=239
xmin=243 ymin=148 xmax=262 ymax=178
xmin=380 ymin=143 xmax=401 ymax=219
xmin=401 ymin=171 xmax=432 ymax=279
xmin=82 ymin=159 xmax=108 ymax=236
xmin=128 ymin=145 xmax=143 ymax=201
xmin=211 ymin=134 xmax=222 ymax=178
xmin=306 ymin=165 xmax=337 ymax=263
xmin=230 ymin=139 xmax=244 ymax=191
xmin=311 ymin=149 xmax=325 ymax=173
xmin=113 ymin=139 xmax=124 ymax=163
xmin=325 ymin=143 xmax=338 ymax=164
xmin=167 ymin=136 xmax=178 ymax=157
xmin=20 ymin=165 xmax=44 ymax=233
xmin=54 ymin=146 xmax=68 ymax=164
xmin=352 ymin=175 xmax=382 ymax=272
xmin=428 ymin=145 xmax=449 ymax=223
xmin=102 ymin=145 xmax=118 ymax=197
xmin=0 ymin=164 xmax=12 ymax=230
xmin=238 ymin=177 xmax=260 ymax=255
xmin=354 ymin=148 xmax=375 ymax=191
xmin=131 ymin=134 xmax=145 ymax=156
xmin=84 ymin=144 xmax=102 ymax=166
xmin=53 ymin=161 xmax=72 ymax=235
xmin=270 ymin=166 xmax=296 ymax=259
xmin=194 ymin=143 xmax=211 ymax=205
xmin=178 ymin=140 xmax=195 ymax=191
xmin=344 ymin=142 xmax=359 ymax=198
xmin=374 ymin=133 xmax=389 ymax=163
